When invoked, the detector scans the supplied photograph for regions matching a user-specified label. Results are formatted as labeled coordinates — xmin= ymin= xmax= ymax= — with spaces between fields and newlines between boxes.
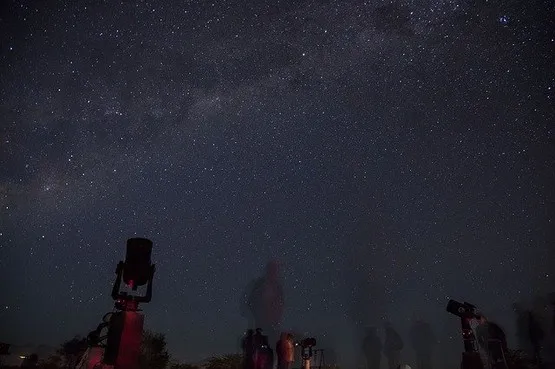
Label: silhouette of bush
xmin=204 ymin=354 xmax=243 ymax=369
xmin=506 ymin=349 xmax=538 ymax=369
xmin=169 ymin=362 xmax=201 ymax=369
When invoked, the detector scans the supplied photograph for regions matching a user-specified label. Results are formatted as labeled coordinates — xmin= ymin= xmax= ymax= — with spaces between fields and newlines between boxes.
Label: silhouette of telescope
xmin=446 ymin=299 xmax=480 ymax=319
xmin=123 ymin=238 xmax=153 ymax=289
xmin=111 ymin=238 xmax=155 ymax=303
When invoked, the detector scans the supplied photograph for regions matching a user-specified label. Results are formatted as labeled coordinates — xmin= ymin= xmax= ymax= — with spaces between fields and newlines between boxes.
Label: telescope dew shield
xmin=123 ymin=238 xmax=153 ymax=290
xmin=446 ymin=299 xmax=480 ymax=319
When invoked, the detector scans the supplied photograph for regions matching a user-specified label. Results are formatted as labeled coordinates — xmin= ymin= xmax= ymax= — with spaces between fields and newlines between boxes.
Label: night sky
xmin=1 ymin=0 xmax=554 ymax=366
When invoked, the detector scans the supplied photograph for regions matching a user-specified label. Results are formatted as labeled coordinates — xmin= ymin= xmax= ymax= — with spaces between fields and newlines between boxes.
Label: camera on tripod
xmin=297 ymin=338 xmax=317 ymax=348
xmin=446 ymin=299 xmax=488 ymax=369
xmin=296 ymin=337 xmax=317 ymax=364
xmin=446 ymin=299 xmax=481 ymax=319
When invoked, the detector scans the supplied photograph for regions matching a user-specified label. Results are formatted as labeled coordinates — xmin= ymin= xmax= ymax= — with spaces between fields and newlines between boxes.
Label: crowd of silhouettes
xmin=359 ymin=293 xmax=555 ymax=369
xmin=238 ymin=260 xmax=555 ymax=369
xmin=242 ymin=329 xmax=297 ymax=369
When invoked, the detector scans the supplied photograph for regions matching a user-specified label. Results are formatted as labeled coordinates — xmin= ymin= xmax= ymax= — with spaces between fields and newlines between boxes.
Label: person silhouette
xmin=253 ymin=329 xmax=272 ymax=369
xmin=242 ymin=329 xmax=256 ymax=369
xmin=513 ymin=302 xmax=533 ymax=356
xmin=475 ymin=317 xmax=509 ymax=369
xmin=383 ymin=322 xmax=403 ymax=369
xmin=362 ymin=326 xmax=382 ymax=369
xmin=528 ymin=310 xmax=545 ymax=364
xmin=409 ymin=318 xmax=435 ymax=369
xmin=277 ymin=332 xmax=295 ymax=369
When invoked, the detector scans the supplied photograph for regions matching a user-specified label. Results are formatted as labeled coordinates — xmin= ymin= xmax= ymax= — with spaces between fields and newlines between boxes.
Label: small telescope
xmin=299 ymin=337 xmax=317 ymax=348
xmin=298 ymin=337 xmax=317 ymax=369
xmin=446 ymin=299 xmax=483 ymax=369
xmin=446 ymin=299 xmax=481 ymax=319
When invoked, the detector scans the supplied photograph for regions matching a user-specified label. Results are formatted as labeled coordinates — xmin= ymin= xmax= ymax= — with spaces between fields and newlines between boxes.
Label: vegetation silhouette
xmin=204 ymin=354 xmax=243 ymax=369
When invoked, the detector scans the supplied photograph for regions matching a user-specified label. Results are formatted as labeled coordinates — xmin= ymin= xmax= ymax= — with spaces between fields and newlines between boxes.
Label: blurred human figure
xmin=384 ymin=322 xmax=403 ymax=369
xmin=253 ymin=328 xmax=273 ymax=369
xmin=245 ymin=260 xmax=285 ymax=346
xmin=276 ymin=332 xmax=295 ymax=369
xmin=409 ymin=318 xmax=435 ymax=369
xmin=529 ymin=309 xmax=545 ymax=364
xmin=242 ymin=329 xmax=256 ymax=369
xmin=475 ymin=317 xmax=508 ymax=369
xmin=513 ymin=302 xmax=534 ymax=356
xmin=362 ymin=326 xmax=382 ymax=369
xmin=264 ymin=345 xmax=274 ymax=369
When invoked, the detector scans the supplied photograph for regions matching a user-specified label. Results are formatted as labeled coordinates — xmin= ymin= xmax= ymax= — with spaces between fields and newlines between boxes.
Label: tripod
xmin=313 ymin=349 xmax=326 ymax=369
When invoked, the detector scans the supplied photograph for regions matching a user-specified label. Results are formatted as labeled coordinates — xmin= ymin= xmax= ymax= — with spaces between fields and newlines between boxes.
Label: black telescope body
xmin=446 ymin=299 xmax=480 ymax=319
xmin=111 ymin=238 xmax=155 ymax=303
xmin=123 ymin=238 xmax=153 ymax=289
xmin=301 ymin=338 xmax=317 ymax=348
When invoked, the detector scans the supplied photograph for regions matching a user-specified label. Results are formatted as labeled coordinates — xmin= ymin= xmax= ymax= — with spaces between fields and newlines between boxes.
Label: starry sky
xmin=1 ymin=0 xmax=554 ymax=366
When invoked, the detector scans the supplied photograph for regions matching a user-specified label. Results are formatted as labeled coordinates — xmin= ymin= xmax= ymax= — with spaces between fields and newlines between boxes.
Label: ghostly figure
xmin=243 ymin=261 xmax=285 ymax=346
xmin=384 ymin=322 xmax=404 ymax=369
xmin=362 ymin=327 xmax=382 ymax=369
xmin=242 ymin=329 xmax=256 ymax=369
xmin=410 ymin=319 xmax=435 ymax=369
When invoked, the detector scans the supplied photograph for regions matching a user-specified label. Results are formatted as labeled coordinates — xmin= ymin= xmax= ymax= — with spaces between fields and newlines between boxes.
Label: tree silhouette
xmin=169 ymin=362 xmax=201 ymax=369
xmin=204 ymin=354 xmax=243 ymax=369
xmin=40 ymin=330 xmax=169 ymax=369
xmin=55 ymin=336 xmax=88 ymax=369
xmin=38 ymin=353 xmax=63 ymax=369
xmin=505 ymin=349 xmax=539 ymax=369
xmin=138 ymin=330 xmax=170 ymax=369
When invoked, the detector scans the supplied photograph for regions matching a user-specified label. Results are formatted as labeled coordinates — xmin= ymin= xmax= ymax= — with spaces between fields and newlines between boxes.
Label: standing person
xmin=513 ymin=303 xmax=533 ymax=356
xmin=475 ymin=316 xmax=509 ymax=369
xmin=383 ymin=322 xmax=403 ymax=369
xmin=529 ymin=310 xmax=545 ymax=364
xmin=362 ymin=327 xmax=382 ymax=369
xmin=409 ymin=319 xmax=435 ymax=369
xmin=276 ymin=333 xmax=286 ymax=369
xmin=277 ymin=333 xmax=295 ymax=369
xmin=253 ymin=329 xmax=272 ymax=369
xmin=243 ymin=329 xmax=256 ymax=369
